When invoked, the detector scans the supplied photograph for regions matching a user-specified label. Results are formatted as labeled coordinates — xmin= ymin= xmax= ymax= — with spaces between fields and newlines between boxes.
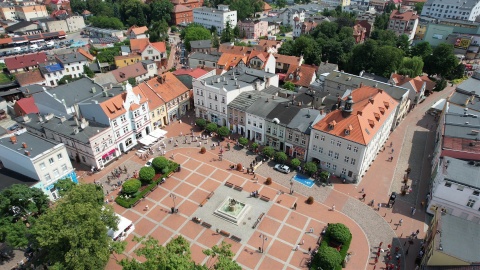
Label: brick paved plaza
xmin=74 ymin=85 xmax=455 ymax=270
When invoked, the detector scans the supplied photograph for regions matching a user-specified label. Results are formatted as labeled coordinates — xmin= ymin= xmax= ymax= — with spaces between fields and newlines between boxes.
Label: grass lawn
xmin=0 ymin=72 xmax=12 ymax=83
xmin=276 ymin=35 xmax=293 ymax=41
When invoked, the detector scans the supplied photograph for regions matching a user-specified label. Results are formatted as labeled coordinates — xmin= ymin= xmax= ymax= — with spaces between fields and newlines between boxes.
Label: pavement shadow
xmin=415 ymin=114 xmax=435 ymax=129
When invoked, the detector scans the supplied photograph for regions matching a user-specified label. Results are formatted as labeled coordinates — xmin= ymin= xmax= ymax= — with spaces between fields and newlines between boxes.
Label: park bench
xmin=201 ymin=222 xmax=212 ymax=229
xmin=258 ymin=213 xmax=265 ymax=220
xmin=151 ymin=185 xmax=158 ymax=191
xmin=260 ymin=195 xmax=270 ymax=202
xmin=252 ymin=212 xmax=265 ymax=229
xmin=219 ymin=230 xmax=230 ymax=237
xmin=207 ymin=191 xmax=214 ymax=199
xmin=132 ymin=200 xmax=141 ymax=208
xmin=233 ymin=185 xmax=243 ymax=191
xmin=230 ymin=235 xmax=242 ymax=242
xmin=200 ymin=198 xmax=208 ymax=207
xmin=225 ymin=182 xmax=234 ymax=188
xmin=192 ymin=217 xmax=201 ymax=224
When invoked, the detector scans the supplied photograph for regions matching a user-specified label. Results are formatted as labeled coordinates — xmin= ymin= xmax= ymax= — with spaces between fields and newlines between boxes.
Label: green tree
xmin=152 ymin=157 xmax=170 ymax=174
xmin=31 ymin=184 xmax=119 ymax=269
xmin=221 ymin=21 xmax=234 ymax=43
xmin=195 ymin=118 xmax=207 ymax=129
xmin=396 ymin=34 xmax=410 ymax=54
xmin=83 ymin=64 xmax=95 ymax=78
xmin=262 ymin=146 xmax=275 ymax=158
xmin=372 ymin=46 xmax=404 ymax=77
xmin=212 ymin=31 xmax=220 ymax=48
xmin=347 ymin=39 xmax=378 ymax=75
xmin=203 ymin=241 xmax=241 ymax=270
xmin=304 ymin=161 xmax=318 ymax=175
xmin=275 ymin=0 xmax=287 ymax=8
xmin=414 ymin=2 xmax=425 ymax=13
xmin=54 ymin=178 xmax=76 ymax=197
xmin=275 ymin=151 xmax=288 ymax=163
xmin=128 ymin=77 xmax=137 ymax=86
xmin=238 ymin=137 xmax=248 ymax=147
xmin=290 ymin=158 xmax=301 ymax=168
xmin=315 ymin=245 xmax=343 ymax=269
xmin=58 ymin=75 xmax=80 ymax=85
xmin=410 ymin=41 xmax=432 ymax=60
xmin=433 ymin=77 xmax=447 ymax=92
xmin=319 ymin=171 xmax=330 ymax=182
xmin=370 ymin=29 xmax=397 ymax=47
xmin=398 ymin=56 xmax=424 ymax=78
xmin=226 ymin=0 xmax=263 ymax=21
xmin=122 ymin=179 xmax=141 ymax=194
xmin=206 ymin=122 xmax=218 ymax=133
xmin=373 ymin=13 xmax=390 ymax=30
xmin=217 ymin=126 xmax=230 ymax=138
xmin=182 ymin=24 xmax=212 ymax=51
xmin=149 ymin=0 xmax=173 ymax=23
xmin=251 ymin=142 xmax=259 ymax=151
xmin=148 ymin=20 xmax=169 ymax=42
xmin=139 ymin=166 xmax=155 ymax=185
xmin=326 ymin=223 xmax=352 ymax=245
xmin=233 ymin=25 xmax=241 ymax=38
xmin=424 ymin=43 xmax=459 ymax=77
xmin=385 ymin=2 xmax=396 ymax=13
xmin=89 ymin=16 xmax=124 ymax=29
xmin=283 ymin=81 xmax=295 ymax=91
xmin=446 ymin=64 xmax=466 ymax=80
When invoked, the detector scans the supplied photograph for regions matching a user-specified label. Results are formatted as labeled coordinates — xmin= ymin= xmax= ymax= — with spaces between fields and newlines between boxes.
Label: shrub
xmin=315 ymin=245 xmax=343 ymax=270
xmin=152 ymin=157 xmax=169 ymax=173
xmin=275 ymin=151 xmax=288 ymax=163
xmin=262 ymin=146 xmax=275 ymax=158
xmin=251 ymin=142 xmax=259 ymax=150
xmin=319 ymin=171 xmax=330 ymax=182
xmin=200 ymin=147 xmax=206 ymax=154
xmin=195 ymin=118 xmax=207 ymax=129
xmin=326 ymin=223 xmax=352 ymax=245
xmin=304 ymin=161 xmax=318 ymax=175
xmin=122 ymin=179 xmax=141 ymax=195
xmin=306 ymin=196 xmax=314 ymax=204
xmin=238 ymin=137 xmax=248 ymax=147
xmin=265 ymin=177 xmax=272 ymax=185
xmin=237 ymin=163 xmax=243 ymax=171
xmin=205 ymin=123 xmax=218 ymax=133
xmin=290 ymin=158 xmax=301 ymax=168
xmin=139 ymin=167 xmax=155 ymax=185
xmin=217 ymin=126 xmax=230 ymax=138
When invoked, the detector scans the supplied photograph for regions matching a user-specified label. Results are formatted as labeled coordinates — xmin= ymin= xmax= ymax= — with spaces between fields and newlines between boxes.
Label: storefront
xmin=101 ymin=149 xmax=117 ymax=166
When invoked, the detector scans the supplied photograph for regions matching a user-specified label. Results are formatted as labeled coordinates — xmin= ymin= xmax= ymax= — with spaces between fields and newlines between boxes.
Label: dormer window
xmin=289 ymin=74 xmax=293 ymax=79
xmin=296 ymin=75 xmax=300 ymax=81
xmin=383 ymin=101 xmax=390 ymax=109
xmin=328 ymin=120 xmax=337 ymax=130
xmin=345 ymin=124 xmax=353 ymax=135
xmin=374 ymin=112 xmax=380 ymax=121
xmin=379 ymin=107 xmax=385 ymax=114
xmin=368 ymin=119 xmax=375 ymax=127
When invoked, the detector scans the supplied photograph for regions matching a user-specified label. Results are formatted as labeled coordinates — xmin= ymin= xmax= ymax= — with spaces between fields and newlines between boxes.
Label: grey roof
xmin=360 ymin=72 xmax=389 ymax=83
xmin=89 ymin=62 xmax=101 ymax=73
xmin=448 ymin=92 xmax=480 ymax=112
xmin=56 ymin=52 xmax=88 ymax=65
xmin=443 ymin=113 xmax=480 ymax=140
xmin=120 ymin=46 xmax=131 ymax=54
xmin=84 ymin=26 xmax=123 ymax=34
xmin=262 ymin=85 xmax=283 ymax=95
xmin=19 ymin=85 xmax=52 ymax=96
xmin=443 ymin=156 xmax=480 ymax=189
xmin=193 ymin=6 xmax=234 ymax=14
xmin=266 ymin=103 xmax=301 ymax=125
xmin=316 ymin=62 xmax=338 ymax=76
xmin=287 ymin=107 xmax=322 ymax=135
xmin=325 ymin=70 xmax=409 ymax=101
xmin=228 ymin=91 xmax=265 ymax=111
xmin=424 ymin=0 xmax=480 ymax=10
xmin=202 ymin=66 xmax=276 ymax=92
xmin=246 ymin=95 xmax=289 ymax=117
xmin=189 ymin=52 xmax=221 ymax=62
xmin=16 ymin=113 xmax=109 ymax=144
xmin=439 ymin=214 xmax=480 ymax=263
xmin=175 ymin=74 xmax=193 ymax=89
xmin=190 ymin=39 xmax=212 ymax=49
xmin=94 ymin=73 xmax=117 ymax=86
xmin=48 ymin=78 xmax=105 ymax=107
xmin=0 ymin=131 xmax=58 ymax=159
xmin=5 ymin=21 xmax=38 ymax=32
xmin=456 ymin=77 xmax=480 ymax=96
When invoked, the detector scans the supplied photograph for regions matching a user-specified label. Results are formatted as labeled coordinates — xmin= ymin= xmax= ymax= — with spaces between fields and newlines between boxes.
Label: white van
xmin=13 ymin=47 xmax=21 ymax=53
xmin=29 ymin=44 xmax=39 ymax=51
xmin=46 ymin=41 xmax=54 ymax=47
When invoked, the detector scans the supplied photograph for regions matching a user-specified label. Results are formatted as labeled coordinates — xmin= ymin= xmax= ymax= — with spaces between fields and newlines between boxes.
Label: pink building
xmin=237 ymin=19 xmax=268 ymax=39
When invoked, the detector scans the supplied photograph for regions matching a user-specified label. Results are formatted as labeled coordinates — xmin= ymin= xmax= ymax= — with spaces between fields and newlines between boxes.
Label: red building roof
xmin=172 ymin=68 xmax=208 ymax=78
xmin=4 ymin=52 xmax=48 ymax=71
xmin=14 ymin=97 xmax=39 ymax=116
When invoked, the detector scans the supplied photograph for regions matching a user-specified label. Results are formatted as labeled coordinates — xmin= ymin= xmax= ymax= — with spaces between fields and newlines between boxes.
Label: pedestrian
xmin=390 ymin=142 xmax=393 ymax=147
xmin=399 ymin=219 xmax=403 ymax=226
xmin=361 ymin=193 xmax=366 ymax=201
xmin=416 ymin=229 xmax=420 ymax=235
xmin=360 ymin=188 xmax=364 ymax=193
xmin=390 ymin=156 xmax=394 ymax=161
xmin=294 ymin=244 xmax=299 ymax=251
xmin=293 ymin=202 xmax=297 ymax=210
xmin=301 ymin=239 xmax=304 ymax=245
xmin=411 ymin=207 xmax=416 ymax=216
xmin=391 ymin=148 xmax=394 ymax=154
xmin=308 ymin=247 xmax=311 ymax=253
xmin=378 ymin=202 xmax=381 ymax=211
xmin=145 ymin=205 xmax=149 ymax=211
xmin=331 ymin=204 xmax=335 ymax=211
xmin=309 ymin=227 xmax=314 ymax=234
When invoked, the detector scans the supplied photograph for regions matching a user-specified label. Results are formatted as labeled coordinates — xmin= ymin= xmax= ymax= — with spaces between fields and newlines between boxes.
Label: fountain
xmin=213 ymin=197 xmax=250 ymax=225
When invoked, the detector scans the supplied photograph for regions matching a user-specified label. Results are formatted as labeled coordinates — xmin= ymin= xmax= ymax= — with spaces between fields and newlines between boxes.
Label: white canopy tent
xmin=138 ymin=136 xmax=155 ymax=146
xmin=150 ymin=129 xmax=168 ymax=139
xmin=108 ymin=214 xmax=134 ymax=241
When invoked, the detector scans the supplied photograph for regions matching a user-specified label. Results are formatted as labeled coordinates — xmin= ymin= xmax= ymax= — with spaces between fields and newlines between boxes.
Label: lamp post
xmin=170 ymin=194 xmax=177 ymax=213
xmin=259 ymin=233 xmax=268 ymax=253
xmin=290 ymin=180 xmax=294 ymax=195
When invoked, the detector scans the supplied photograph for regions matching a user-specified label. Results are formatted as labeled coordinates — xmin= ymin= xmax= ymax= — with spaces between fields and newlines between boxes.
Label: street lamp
xmin=290 ymin=180 xmax=294 ymax=195
xmin=170 ymin=194 xmax=177 ymax=213
xmin=259 ymin=233 xmax=268 ymax=253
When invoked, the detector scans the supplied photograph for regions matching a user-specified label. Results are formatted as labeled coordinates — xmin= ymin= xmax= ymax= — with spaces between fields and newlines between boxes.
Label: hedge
xmin=312 ymin=223 xmax=352 ymax=270
xmin=115 ymin=161 xmax=179 ymax=208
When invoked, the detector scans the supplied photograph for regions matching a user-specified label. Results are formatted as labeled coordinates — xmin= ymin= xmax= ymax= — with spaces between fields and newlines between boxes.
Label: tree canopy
xmin=424 ymin=43 xmax=459 ymax=77
xmin=181 ymin=24 xmax=212 ymax=51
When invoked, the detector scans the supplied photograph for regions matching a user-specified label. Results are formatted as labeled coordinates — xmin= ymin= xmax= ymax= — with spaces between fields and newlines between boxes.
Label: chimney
xmin=320 ymin=109 xmax=324 ymax=115
xmin=22 ymin=142 xmax=27 ymax=148
xmin=378 ymin=89 xmax=383 ymax=93
xmin=359 ymin=82 xmax=363 ymax=88
xmin=24 ymin=150 xmax=30 ymax=156
xmin=10 ymin=136 xmax=17 ymax=144
xmin=357 ymin=111 xmax=362 ymax=116
xmin=74 ymin=115 xmax=79 ymax=126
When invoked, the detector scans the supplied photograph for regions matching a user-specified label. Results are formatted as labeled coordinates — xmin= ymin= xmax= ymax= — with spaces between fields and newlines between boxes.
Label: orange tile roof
xmin=284 ymin=64 xmax=317 ymax=88
xmin=219 ymin=44 xmax=262 ymax=55
xmin=100 ymin=84 xmax=148 ymax=119
xmin=419 ymin=75 xmax=435 ymax=91
xmin=151 ymin=41 xmax=166 ymax=53
xmin=263 ymin=1 xmax=272 ymax=11
xmin=389 ymin=10 xmax=419 ymax=21
xmin=172 ymin=67 xmax=208 ymax=78
xmin=111 ymin=62 xmax=147 ymax=83
xmin=15 ymin=69 xmax=44 ymax=86
xmin=145 ymin=72 xmax=189 ymax=102
xmin=130 ymin=38 xmax=150 ymax=52
xmin=217 ymin=53 xmax=247 ymax=70
xmin=137 ymin=82 xmax=165 ymax=110
xmin=273 ymin=53 xmax=302 ymax=66
xmin=77 ymin=48 xmax=94 ymax=61
xmin=128 ymin=26 xmax=148 ymax=35
xmin=257 ymin=39 xmax=282 ymax=48
xmin=313 ymin=86 xmax=399 ymax=145
xmin=173 ymin=4 xmax=191 ymax=12
xmin=391 ymin=74 xmax=425 ymax=93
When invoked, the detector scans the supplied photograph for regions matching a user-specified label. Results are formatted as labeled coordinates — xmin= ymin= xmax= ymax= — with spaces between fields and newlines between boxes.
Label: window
xmin=347 ymin=144 xmax=352 ymax=150
xmin=120 ymin=115 xmax=127 ymax=122
xmin=141 ymin=104 xmax=146 ymax=111
xmin=253 ymin=121 xmax=257 ymax=127
xmin=76 ymin=66 xmax=79 ymax=71
xmin=445 ymin=182 xmax=452 ymax=187
xmin=259 ymin=123 xmax=263 ymax=129
xmin=313 ymin=145 xmax=317 ymax=151
xmin=341 ymin=168 xmax=346 ymax=175
xmin=473 ymin=191 xmax=480 ymax=196
xmin=332 ymin=164 xmax=337 ymax=171
xmin=351 ymin=158 xmax=356 ymax=165
xmin=353 ymin=146 xmax=358 ymax=152
xmin=116 ymin=131 xmax=121 ymax=138
xmin=326 ymin=162 xmax=331 ymax=168
xmin=222 ymin=97 xmax=225 ymax=103
xmin=314 ymin=133 xmax=319 ymax=139
xmin=321 ymin=135 xmax=325 ymax=141
xmin=61 ymin=164 xmax=68 ymax=172
xmin=267 ymin=127 xmax=271 ymax=133
xmin=295 ymin=135 xmax=299 ymax=142
xmin=319 ymin=147 xmax=323 ymax=153
xmin=113 ymin=120 xmax=118 ymax=127
xmin=288 ymin=133 xmax=293 ymax=140
xmin=53 ymin=169 xmax=59 ymax=178
xmin=49 ymin=157 xmax=54 ymax=164
xmin=331 ymin=139 xmax=335 ymax=145
xmin=57 ymin=153 xmax=63 ymax=160
xmin=44 ymin=173 xmax=51 ymax=181
xmin=344 ymin=156 xmax=350 ymax=163
xmin=40 ymin=162 xmax=46 ymax=170
xmin=133 ymin=110 xmax=140 ymax=117
xmin=279 ymin=130 xmax=283 ymax=137
xmin=334 ymin=152 xmax=339 ymax=159
xmin=328 ymin=150 xmax=333 ymax=157
xmin=95 ymin=146 xmax=100 ymax=152
xmin=123 ymin=126 xmax=129 ymax=133
xmin=467 ymin=199 xmax=476 ymax=208
xmin=301 ymin=139 xmax=305 ymax=145
xmin=457 ymin=185 xmax=464 ymax=191
xmin=337 ymin=141 xmax=341 ymax=147
xmin=125 ymin=138 xmax=133 ymax=147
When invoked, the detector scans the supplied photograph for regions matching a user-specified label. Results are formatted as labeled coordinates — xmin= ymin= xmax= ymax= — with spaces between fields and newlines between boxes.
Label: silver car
xmin=274 ymin=164 xmax=290 ymax=174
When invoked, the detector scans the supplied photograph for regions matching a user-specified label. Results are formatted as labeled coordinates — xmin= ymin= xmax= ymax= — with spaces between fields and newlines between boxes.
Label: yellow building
xmin=415 ymin=22 xmax=427 ymax=40
xmin=421 ymin=210 xmax=480 ymax=267
xmin=114 ymin=54 xmax=142 ymax=68
xmin=137 ymin=82 xmax=168 ymax=130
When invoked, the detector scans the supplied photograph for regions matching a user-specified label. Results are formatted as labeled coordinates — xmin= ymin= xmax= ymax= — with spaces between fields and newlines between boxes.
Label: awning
xmin=138 ymin=136 xmax=155 ymax=145
xmin=101 ymin=149 xmax=116 ymax=159
xmin=150 ymin=129 xmax=167 ymax=139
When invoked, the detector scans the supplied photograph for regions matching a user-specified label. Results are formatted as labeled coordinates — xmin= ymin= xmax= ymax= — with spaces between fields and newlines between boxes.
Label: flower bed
xmin=115 ymin=161 xmax=179 ymax=208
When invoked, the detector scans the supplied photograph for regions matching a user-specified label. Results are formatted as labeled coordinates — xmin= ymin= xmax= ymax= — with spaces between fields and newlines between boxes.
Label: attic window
xmin=368 ymin=119 xmax=375 ymax=127
xmin=296 ymin=75 xmax=301 ymax=81
xmin=383 ymin=101 xmax=390 ymax=109
xmin=379 ymin=107 xmax=385 ymax=115
xmin=374 ymin=112 xmax=380 ymax=121
xmin=289 ymin=74 xmax=293 ymax=79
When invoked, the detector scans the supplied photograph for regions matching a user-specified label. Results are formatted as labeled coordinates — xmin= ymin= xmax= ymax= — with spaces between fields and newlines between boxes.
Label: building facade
xmin=15 ymin=4 xmax=48 ymax=21
xmin=237 ymin=19 xmax=268 ymax=39
xmin=421 ymin=0 xmax=480 ymax=21
xmin=193 ymin=5 xmax=237 ymax=35
xmin=172 ymin=5 xmax=193 ymax=25
xmin=388 ymin=10 xmax=419 ymax=41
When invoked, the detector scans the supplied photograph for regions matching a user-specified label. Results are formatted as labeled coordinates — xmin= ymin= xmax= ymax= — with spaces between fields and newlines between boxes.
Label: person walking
xmin=293 ymin=202 xmax=297 ymax=210
xmin=360 ymin=188 xmax=364 ymax=193
xmin=294 ymin=244 xmax=299 ymax=251
xmin=378 ymin=202 xmax=381 ymax=211
xmin=411 ymin=207 xmax=416 ymax=216
xmin=361 ymin=194 xmax=366 ymax=201
xmin=399 ymin=219 xmax=403 ymax=226
xmin=331 ymin=204 xmax=336 ymax=211
xmin=390 ymin=142 xmax=393 ymax=147
xmin=309 ymin=227 xmax=314 ymax=234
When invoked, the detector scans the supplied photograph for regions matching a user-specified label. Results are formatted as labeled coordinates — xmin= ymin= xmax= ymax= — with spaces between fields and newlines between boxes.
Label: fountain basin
xmin=213 ymin=197 xmax=250 ymax=225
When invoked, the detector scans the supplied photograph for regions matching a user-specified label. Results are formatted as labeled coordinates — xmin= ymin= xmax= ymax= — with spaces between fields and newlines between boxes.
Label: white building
xmin=428 ymin=157 xmax=480 ymax=223
xmin=421 ymin=0 xmax=480 ymax=21
xmin=193 ymin=66 xmax=279 ymax=127
xmin=40 ymin=51 xmax=92 ymax=86
xmin=307 ymin=86 xmax=398 ymax=183
xmin=388 ymin=10 xmax=419 ymax=41
xmin=193 ymin=5 xmax=237 ymax=35
xmin=0 ymin=130 xmax=76 ymax=200
xmin=277 ymin=8 xmax=305 ymax=26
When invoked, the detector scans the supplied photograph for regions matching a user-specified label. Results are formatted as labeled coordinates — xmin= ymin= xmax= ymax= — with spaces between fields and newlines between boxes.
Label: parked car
xmin=274 ymin=164 xmax=290 ymax=174
xmin=145 ymin=158 xmax=154 ymax=167
xmin=8 ymin=124 xmax=19 ymax=131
